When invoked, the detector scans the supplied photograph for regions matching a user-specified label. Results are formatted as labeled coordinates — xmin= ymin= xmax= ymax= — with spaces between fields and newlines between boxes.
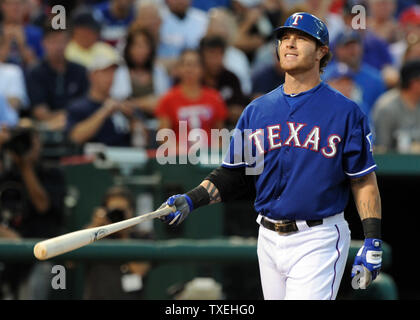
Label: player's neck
xmin=283 ymin=71 xmax=321 ymax=95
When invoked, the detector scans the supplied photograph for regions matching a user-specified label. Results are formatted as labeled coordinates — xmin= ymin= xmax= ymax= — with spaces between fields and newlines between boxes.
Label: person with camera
xmin=83 ymin=186 xmax=153 ymax=300
xmin=0 ymin=121 xmax=67 ymax=299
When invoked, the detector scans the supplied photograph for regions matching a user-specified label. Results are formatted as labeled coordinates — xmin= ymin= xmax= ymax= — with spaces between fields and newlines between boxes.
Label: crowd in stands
xmin=0 ymin=0 xmax=418 ymax=153
xmin=1 ymin=0 xmax=420 ymax=299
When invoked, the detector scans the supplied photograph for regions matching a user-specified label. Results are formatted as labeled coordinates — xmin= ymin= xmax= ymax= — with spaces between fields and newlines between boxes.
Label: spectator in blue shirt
xmin=0 ymin=0 xmax=43 ymax=69
xmin=325 ymin=62 xmax=372 ymax=127
xmin=323 ymin=30 xmax=386 ymax=117
xmin=341 ymin=1 xmax=394 ymax=71
xmin=191 ymin=0 xmax=231 ymax=12
xmin=27 ymin=25 xmax=89 ymax=131
xmin=341 ymin=2 xmax=399 ymax=88
xmin=0 ymin=28 xmax=28 ymax=110
xmin=93 ymin=0 xmax=136 ymax=48
xmin=0 ymin=95 xmax=18 ymax=128
xmin=158 ymin=0 xmax=209 ymax=75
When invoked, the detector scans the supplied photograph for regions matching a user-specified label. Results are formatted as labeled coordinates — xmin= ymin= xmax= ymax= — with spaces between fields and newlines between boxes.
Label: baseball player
xmin=159 ymin=12 xmax=383 ymax=300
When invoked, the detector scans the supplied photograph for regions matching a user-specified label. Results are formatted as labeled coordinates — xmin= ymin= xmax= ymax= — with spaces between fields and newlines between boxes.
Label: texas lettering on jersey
xmin=222 ymin=82 xmax=377 ymax=220
xmin=248 ymin=122 xmax=341 ymax=158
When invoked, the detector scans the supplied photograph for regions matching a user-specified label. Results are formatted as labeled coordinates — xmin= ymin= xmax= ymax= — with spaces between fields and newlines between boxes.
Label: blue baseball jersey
xmin=222 ymin=81 xmax=377 ymax=221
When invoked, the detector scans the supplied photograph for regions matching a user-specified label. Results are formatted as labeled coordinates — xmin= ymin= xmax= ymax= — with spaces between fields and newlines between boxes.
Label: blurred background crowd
xmin=0 ymin=0 xmax=420 ymax=300
xmin=0 ymin=0 xmax=420 ymax=154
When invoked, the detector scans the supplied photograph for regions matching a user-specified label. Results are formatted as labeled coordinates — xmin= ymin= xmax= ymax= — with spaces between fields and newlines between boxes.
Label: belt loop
xmin=296 ymin=220 xmax=310 ymax=232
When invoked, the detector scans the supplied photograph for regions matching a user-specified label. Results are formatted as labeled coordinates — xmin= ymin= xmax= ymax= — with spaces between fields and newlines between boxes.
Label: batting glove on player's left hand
xmin=159 ymin=194 xmax=193 ymax=226
xmin=351 ymin=238 xmax=382 ymax=289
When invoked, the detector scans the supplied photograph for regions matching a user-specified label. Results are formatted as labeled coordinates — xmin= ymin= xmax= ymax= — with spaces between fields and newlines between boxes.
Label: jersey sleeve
xmin=343 ymin=112 xmax=377 ymax=178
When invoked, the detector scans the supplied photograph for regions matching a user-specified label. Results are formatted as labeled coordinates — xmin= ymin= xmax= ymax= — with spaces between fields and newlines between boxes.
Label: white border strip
xmin=345 ymin=164 xmax=377 ymax=177
xmin=222 ymin=161 xmax=248 ymax=167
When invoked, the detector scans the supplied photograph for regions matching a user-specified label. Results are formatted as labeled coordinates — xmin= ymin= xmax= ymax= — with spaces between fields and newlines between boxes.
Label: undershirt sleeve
xmin=205 ymin=166 xmax=256 ymax=203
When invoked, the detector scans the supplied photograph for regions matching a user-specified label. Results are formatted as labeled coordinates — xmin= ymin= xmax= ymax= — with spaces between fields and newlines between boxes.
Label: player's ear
xmin=316 ymin=45 xmax=329 ymax=62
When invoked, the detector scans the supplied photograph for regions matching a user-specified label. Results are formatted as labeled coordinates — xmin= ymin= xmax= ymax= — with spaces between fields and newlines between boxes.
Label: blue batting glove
xmin=159 ymin=194 xmax=194 ymax=226
xmin=351 ymin=238 xmax=382 ymax=289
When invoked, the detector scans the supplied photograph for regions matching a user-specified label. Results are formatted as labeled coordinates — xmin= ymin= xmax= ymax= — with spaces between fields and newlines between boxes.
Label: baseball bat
xmin=33 ymin=206 xmax=175 ymax=261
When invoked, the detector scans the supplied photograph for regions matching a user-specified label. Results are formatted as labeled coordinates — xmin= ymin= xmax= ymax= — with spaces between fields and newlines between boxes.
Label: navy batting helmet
xmin=274 ymin=12 xmax=329 ymax=46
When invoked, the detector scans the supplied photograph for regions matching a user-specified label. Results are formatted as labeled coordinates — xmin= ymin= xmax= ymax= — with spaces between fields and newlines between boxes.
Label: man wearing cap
xmin=27 ymin=24 xmax=89 ymax=131
xmin=157 ymin=12 xmax=383 ymax=299
xmin=93 ymin=0 xmax=136 ymax=48
xmin=65 ymin=12 xmax=118 ymax=70
xmin=373 ymin=59 xmax=420 ymax=153
xmin=323 ymin=29 xmax=386 ymax=119
xmin=66 ymin=46 xmax=136 ymax=147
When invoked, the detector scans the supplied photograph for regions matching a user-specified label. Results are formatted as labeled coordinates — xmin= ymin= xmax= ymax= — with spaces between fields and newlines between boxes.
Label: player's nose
xmin=289 ymin=38 xmax=298 ymax=47
xmin=283 ymin=38 xmax=297 ymax=49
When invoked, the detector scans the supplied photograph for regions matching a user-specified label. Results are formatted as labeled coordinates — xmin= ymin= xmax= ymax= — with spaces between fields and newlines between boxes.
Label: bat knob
xmin=34 ymin=243 xmax=47 ymax=260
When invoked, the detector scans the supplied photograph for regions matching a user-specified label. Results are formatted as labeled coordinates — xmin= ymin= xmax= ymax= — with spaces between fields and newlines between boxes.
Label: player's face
xmin=278 ymin=30 xmax=325 ymax=74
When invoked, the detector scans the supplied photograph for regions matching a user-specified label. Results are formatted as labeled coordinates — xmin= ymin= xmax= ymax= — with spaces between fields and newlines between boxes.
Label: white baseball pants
xmin=256 ymin=212 xmax=351 ymax=300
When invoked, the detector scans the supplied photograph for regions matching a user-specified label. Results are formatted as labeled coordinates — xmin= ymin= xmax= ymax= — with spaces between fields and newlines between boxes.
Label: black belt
xmin=260 ymin=216 xmax=323 ymax=235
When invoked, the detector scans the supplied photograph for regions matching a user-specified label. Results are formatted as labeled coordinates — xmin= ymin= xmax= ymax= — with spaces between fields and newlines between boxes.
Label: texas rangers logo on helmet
xmin=292 ymin=14 xmax=304 ymax=25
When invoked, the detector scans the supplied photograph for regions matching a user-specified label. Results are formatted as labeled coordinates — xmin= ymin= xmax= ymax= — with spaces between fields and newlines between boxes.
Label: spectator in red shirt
xmin=155 ymin=49 xmax=227 ymax=150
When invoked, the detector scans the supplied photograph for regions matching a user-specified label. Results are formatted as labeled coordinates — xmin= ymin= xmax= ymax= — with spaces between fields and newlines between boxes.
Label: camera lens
xmin=4 ymin=128 xmax=33 ymax=156
xmin=106 ymin=208 xmax=126 ymax=223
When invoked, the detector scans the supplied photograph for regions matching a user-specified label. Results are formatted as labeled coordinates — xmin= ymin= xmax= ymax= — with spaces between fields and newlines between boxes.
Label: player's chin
xmin=280 ymin=64 xmax=305 ymax=74
xmin=280 ymin=61 xmax=314 ymax=74
xmin=280 ymin=59 xmax=299 ymax=69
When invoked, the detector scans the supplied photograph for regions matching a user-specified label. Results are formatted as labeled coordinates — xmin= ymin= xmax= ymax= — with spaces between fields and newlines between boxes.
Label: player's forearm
xmin=182 ymin=181 xmax=221 ymax=212
xmin=350 ymin=172 xmax=382 ymax=220
xmin=184 ymin=166 xmax=254 ymax=211
xmin=200 ymin=180 xmax=221 ymax=204
xmin=351 ymin=172 xmax=382 ymax=239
